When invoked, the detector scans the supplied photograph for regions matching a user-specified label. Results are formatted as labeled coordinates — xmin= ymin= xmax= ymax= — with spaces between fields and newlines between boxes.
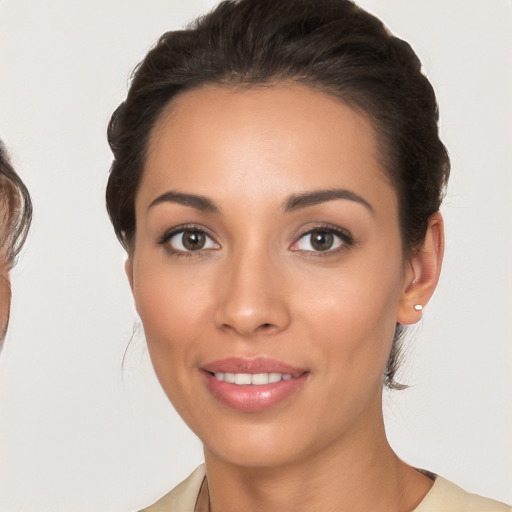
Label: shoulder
xmin=138 ymin=465 xmax=206 ymax=512
xmin=414 ymin=475 xmax=511 ymax=512
xmin=136 ymin=467 xmax=511 ymax=512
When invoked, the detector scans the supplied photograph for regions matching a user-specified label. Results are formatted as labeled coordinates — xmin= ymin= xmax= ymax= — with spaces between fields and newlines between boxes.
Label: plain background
xmin=0 ymin=1 xmax=510 ymax=510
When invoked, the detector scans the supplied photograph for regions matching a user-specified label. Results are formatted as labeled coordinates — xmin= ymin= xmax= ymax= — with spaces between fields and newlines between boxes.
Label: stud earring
xmin=414 ymin=304 xmax=423 ymax=311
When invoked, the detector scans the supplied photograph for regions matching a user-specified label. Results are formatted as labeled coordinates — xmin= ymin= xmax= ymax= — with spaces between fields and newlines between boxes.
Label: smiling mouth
xmin=209 ymin=371 xmax=303 ymax=385
xmin=201 ymin=358 xmax=310 ymax=412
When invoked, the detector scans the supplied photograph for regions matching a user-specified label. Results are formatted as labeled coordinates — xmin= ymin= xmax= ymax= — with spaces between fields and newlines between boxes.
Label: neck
xmin=202 ymin=402 xmax=433 ymax=512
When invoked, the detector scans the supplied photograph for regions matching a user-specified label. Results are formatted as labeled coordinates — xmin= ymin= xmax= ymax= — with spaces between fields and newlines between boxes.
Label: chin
xmin=197 ymin=406 xmax=348 ymax=472
xmin=205 ymin=431 xmax=307 ymax=470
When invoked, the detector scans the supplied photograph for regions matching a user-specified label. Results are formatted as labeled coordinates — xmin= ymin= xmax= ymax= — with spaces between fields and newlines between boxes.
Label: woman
xmin=0 ymin=140 xmax=32 ymax=345
xmin=106 ymin=0 xmax=510 ymax=510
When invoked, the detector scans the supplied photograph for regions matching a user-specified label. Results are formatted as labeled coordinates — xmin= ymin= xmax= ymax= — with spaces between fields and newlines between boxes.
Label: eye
xmin=291 ymin=227 xmax=351 ymax=253
xmin=161 ymin=228 xmax=220 ymax=253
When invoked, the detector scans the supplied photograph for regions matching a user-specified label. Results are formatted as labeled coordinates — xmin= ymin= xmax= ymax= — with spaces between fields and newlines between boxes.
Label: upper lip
xmin=201 ymin=357 xmax=307 ymax=375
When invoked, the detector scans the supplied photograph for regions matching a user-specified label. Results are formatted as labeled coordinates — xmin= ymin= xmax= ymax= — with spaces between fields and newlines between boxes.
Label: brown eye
xmin=166 ymin=229 xmax=220 ymax=252
xmin=182 ymin=231 xmax=206 ymax=250
xmin=310 ymin=231 xmax=334 ymax=251
xmin=291 ymin=227 xmax=348 ymax=253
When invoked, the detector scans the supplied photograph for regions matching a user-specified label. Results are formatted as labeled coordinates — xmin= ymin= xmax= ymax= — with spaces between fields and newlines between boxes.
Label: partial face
xmin=0 ymin=249 xmax=11 ymax=342
xmin=129 ymin=84 xmax=415 ymax=468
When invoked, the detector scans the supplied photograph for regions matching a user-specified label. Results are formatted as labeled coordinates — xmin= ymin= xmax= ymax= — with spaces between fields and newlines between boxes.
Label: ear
xmin=396 ymin=212 xmax=444 ymax=325
xmin=124 ymin=257 xmax=140 ymax=316
xmin=124 ymin=258 xmax=135 ymax=295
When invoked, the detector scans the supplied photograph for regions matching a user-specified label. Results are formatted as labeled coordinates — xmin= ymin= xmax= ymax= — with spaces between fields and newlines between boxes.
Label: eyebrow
xmin=148 ymin=190 xmax=219 ymax=213
xmin=147 ymin=187 xmax=373 ymax=215
xmin=283 ymin=188 xmax=374 ymax=213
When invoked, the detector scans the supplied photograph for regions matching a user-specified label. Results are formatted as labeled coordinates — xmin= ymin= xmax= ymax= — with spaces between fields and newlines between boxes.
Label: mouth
xmin=210 ymin=371 xmax=301 ymax=385
xmin=201 ymin=358 xmax=309 ymax=412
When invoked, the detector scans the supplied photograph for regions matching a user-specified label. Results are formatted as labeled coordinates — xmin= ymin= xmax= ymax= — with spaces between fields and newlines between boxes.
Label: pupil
xmin=311 ymin=231 xmax=333 ymax=251
xmin=183 ymin=231 xmax=205 ymax=251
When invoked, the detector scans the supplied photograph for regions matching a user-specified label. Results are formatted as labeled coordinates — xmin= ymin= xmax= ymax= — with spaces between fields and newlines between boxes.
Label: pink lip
xmin=202 ymin=357 xmax=305 ymax=375
xmin=201 ymin=357 xmax=309 ymax=413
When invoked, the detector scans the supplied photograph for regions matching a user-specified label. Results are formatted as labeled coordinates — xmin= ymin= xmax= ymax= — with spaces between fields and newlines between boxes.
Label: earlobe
xmin=124 ymin=258 xmax=140 ymax=315
xmin=397 ymin=212 xmax=445 ymax=325
xmin=125 ymin=258 xmax=135 ymax=295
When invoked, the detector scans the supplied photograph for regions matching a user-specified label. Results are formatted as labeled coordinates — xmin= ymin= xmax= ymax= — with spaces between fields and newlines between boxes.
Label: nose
xmin=214 ymin=250 xmax=291 ymax=338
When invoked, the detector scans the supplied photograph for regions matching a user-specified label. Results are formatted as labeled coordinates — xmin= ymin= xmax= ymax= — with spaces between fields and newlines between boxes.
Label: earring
xmin=414 ymin=304 xmax=423 ymax=311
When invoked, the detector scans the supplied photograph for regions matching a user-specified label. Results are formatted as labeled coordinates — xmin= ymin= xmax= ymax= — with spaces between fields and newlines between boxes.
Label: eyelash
xmin=290 ymin=224 xmax=354 ymax=256
xmin=157 ymin=224 xmax=219 ymax=258
xmin=157 ymin=223 xmax=354 ymax=257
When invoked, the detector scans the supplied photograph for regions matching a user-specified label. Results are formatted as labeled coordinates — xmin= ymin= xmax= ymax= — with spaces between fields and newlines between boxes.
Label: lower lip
xmin=203 ymin=372 xmax=309 ymax=412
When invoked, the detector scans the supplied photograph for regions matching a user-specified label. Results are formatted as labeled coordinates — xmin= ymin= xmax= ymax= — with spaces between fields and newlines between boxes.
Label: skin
xmin=0 ymin=254 xmax=11 ymax=342
xmin=127 ymin=84 xmax=444 ymax=512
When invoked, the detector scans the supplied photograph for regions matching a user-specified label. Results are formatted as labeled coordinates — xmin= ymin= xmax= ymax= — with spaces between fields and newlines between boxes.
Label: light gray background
xmin=0 ymin=1 xmax=510 ymax=511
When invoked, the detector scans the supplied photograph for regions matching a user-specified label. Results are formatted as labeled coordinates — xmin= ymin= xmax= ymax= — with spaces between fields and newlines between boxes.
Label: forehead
xmin=139 ymin=84 xmax=395 ymax=212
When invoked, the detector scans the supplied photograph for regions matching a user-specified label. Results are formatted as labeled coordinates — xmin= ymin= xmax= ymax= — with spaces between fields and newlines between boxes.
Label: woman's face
xmin=128 ymin=84 xmax=419 ymax=468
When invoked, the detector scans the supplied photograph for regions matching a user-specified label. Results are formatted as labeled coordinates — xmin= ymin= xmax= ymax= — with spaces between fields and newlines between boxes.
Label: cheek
xmin=132 ymin=259 xmax=212 ymax=382
xmin=134 ymin=279 xmax=199 ymax=420
xmin=297 ymin=254 xmax=403 ymax=377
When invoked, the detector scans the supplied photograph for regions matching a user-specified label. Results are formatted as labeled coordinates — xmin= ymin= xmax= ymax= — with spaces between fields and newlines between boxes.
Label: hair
xmin=0 ymin=141 xmax=32 ymax=268
xmin=106 ymin=0 xmax=450 ymax=389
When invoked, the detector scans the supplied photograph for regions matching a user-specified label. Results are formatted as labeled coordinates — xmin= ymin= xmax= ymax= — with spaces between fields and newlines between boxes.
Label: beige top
xmin=140 ymin=464 xmax=511 ymax=512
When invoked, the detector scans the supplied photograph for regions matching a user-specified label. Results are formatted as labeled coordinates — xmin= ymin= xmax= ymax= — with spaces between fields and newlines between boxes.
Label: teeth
xmin=234 ymin=373 xmax=252 ymax=385
xmin=214 ymin=372 xmax=295 ymax=385
xmin=252 ymin=373 xmax=269 ymax=385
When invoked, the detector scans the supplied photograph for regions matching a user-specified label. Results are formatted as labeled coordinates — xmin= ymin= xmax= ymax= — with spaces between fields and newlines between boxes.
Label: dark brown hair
xmin=0 ymin=141 xmax=32 ymax=267
xmin=106 ymin=0 xmax=450 ymax=388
